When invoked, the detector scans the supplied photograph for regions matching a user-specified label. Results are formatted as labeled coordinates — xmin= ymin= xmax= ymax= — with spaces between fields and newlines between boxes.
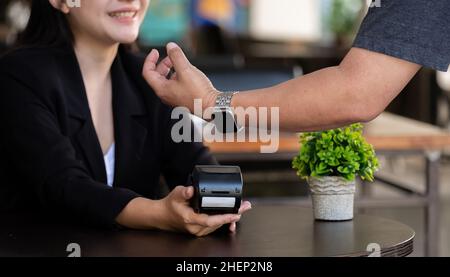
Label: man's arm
xmin=143 ymin=43 xmax=421 ymax=132
xmin=232 ymin=47 xmax=421 ymax=131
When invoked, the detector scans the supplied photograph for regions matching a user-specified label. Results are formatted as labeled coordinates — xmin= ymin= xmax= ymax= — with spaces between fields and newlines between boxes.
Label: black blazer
xmin=0 ymin=44 xmax=216 ymax=227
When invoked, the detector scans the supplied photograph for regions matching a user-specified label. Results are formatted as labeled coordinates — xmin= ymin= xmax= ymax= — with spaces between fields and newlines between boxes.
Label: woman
xmin=0 ymin=0 xmax=250 ymax=236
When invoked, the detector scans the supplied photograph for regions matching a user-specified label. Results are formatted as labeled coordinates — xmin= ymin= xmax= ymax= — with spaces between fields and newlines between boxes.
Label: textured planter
xmin=308 ymin=176 xmax=356 ymax=221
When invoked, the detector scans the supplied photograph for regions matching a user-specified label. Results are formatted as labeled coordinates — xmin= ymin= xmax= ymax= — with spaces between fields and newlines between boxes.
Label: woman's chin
xmin=117 ymin=38 xmax=138 ymax=44
xmin=112 ymin=37 xmax=138 ymax=45
xmin=109 ymin=32 xmax=139 ymax=45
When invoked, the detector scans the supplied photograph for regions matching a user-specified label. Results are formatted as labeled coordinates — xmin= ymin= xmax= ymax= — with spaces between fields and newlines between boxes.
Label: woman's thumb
xmin=182 ymin=186 xmax=194 ymax=200
xmin=172 ymin=186 xmax=194 ymax=201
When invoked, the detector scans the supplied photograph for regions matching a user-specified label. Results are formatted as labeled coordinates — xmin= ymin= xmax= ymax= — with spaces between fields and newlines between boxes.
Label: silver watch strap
xmin=215 ymin=91 xmax=238 ymax=108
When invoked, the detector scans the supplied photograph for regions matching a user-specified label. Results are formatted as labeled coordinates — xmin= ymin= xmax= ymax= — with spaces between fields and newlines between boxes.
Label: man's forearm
xmin=229 ymin=48 xmax=421 ymax=132
xmin=144 ymin=45 xmax=420 ymax=132
xmin=231 ymin=66 xmax=364 ymax=132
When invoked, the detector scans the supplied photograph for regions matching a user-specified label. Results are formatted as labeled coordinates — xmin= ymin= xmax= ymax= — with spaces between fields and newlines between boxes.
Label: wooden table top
xmin=206 ymin=113 xmax=450 ymax=154
xmin=0 ymin=205 xmax=414 ymax=257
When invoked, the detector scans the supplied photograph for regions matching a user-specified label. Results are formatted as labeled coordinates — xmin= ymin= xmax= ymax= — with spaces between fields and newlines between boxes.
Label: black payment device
xmin=190 ymin=165 xmax=243 ymax=215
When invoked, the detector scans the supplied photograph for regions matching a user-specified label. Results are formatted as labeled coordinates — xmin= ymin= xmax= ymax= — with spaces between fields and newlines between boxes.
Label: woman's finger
xmin=229 ymin=222 xmax=237 ymax=233
xmin=186 ymin=222 xmax=221 ymax=237
xmin=195 ymin=226 xmax=222 ymax=237
xmin=238 ymin=201 xmax=252 ymax=214
xmin=190 ymin=213 xmax=241 ymax=228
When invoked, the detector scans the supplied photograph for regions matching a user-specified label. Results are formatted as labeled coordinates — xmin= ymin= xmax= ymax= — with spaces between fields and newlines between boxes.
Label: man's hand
xmin=143 ymin=42 xmax=219 ymax=112
xmin=158 ymin=186 xmax=252 ymax=237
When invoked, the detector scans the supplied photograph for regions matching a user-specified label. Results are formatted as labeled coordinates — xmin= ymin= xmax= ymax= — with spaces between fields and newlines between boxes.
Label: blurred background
xmin=1 ymin=0 xmax=450 ymax=256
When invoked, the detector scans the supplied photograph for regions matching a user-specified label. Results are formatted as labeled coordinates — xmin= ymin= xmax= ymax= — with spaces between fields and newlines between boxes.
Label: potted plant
xmin=292 ymin=123 xmax=379 ymax=221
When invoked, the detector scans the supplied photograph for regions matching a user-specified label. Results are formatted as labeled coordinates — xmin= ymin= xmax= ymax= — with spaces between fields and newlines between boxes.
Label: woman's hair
xmin=18 ymin=0 xmax=73 ymax=47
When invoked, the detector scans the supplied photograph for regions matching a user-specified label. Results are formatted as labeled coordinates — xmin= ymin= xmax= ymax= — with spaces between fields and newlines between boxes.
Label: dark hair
xmin=18 ymin=0 xmax=73 ymax=47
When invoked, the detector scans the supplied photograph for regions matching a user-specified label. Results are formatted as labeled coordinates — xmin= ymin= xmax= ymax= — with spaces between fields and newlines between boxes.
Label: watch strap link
xmin=215 ymin=91 xmax=238 ymax=108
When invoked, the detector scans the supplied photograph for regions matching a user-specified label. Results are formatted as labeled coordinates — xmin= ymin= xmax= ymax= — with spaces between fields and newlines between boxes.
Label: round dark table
xmin=0 ymin=205 xmax=414 ymax=257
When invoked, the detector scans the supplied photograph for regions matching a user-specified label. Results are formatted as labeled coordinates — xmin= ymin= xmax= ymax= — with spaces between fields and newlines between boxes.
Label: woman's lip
xmin=108 ymin=8 xmax=139 ymax=14
xmin=108 ymin=10 xmax=139 ymax=23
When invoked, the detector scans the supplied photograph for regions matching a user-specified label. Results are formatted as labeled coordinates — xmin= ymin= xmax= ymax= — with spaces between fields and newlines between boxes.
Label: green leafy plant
xmin=329 ymin=0 xmax=363 ymax=37
xmin=292 ymin=123 xmax=379 ymax=182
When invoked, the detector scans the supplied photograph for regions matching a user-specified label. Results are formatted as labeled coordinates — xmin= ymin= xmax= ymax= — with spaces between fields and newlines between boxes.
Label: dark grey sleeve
xmin=353 ymin=0 xmax=450 ymax=72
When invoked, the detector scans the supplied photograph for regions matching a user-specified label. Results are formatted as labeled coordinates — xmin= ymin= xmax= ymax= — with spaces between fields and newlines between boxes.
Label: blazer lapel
xmin=56 ymin=45 xmax=149 ymax=187
xmin=57 ymin=46 xmax=107 ymax=183
xmin=110 ymin=54 xmax=148 ymax=188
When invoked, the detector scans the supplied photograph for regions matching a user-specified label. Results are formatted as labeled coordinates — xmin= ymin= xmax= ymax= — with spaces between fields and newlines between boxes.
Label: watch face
xmin=212 ymin=108 xmax=240 ymax=133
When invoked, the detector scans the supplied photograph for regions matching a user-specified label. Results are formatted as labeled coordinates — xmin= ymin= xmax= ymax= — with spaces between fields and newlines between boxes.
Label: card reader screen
xmin=201 ymin=197 xmax=236 ymax=208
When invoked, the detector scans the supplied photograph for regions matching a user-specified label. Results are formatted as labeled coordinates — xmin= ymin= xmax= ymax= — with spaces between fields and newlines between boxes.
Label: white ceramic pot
xmin=308 ymin=176 xmax=356 ymax=221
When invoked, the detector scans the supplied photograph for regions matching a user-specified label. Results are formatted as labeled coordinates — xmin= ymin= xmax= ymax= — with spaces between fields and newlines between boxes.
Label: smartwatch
xmin=212 ymin=91 xmax=242 ymax=133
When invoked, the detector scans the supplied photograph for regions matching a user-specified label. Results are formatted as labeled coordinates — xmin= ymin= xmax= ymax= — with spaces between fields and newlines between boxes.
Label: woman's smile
xmin=108 ymin=9 xmax=139 ymax=24
xmin=61 ymin=0 xmax=150 ymax=44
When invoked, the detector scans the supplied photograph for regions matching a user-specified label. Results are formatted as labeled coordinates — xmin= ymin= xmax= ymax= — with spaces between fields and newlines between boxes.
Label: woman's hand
xmin=142 ymin=43 xmax=219 ymax=112
xmin=158 ymin=186 xmax=252 ymax=237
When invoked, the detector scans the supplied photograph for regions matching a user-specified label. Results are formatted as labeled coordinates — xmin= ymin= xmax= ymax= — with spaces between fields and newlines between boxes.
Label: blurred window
xmin=139 ymin=0 xmax=190 ymax=46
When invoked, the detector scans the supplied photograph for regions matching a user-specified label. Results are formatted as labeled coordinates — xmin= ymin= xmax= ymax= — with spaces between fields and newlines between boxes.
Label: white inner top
xmin=103 ymin=143 xmax=115 ymax=187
